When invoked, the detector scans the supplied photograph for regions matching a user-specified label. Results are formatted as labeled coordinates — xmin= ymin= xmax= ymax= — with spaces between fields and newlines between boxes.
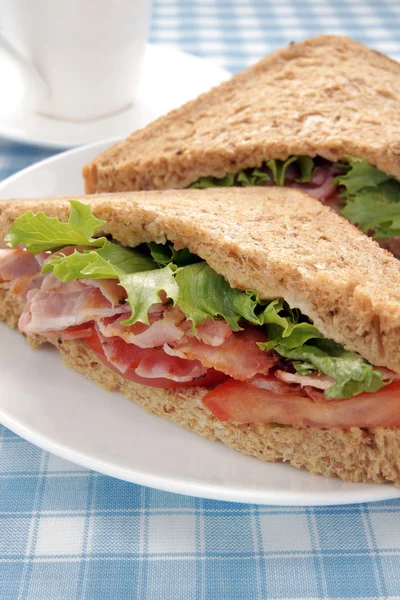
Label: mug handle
xmin=0 ymin=33 xmax=49 ymax=97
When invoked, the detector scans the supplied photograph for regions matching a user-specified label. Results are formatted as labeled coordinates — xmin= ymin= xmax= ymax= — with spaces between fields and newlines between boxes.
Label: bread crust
xmin=2 ymin=188 xmax=400 ymax=372
xmin=82 ymin=35 xmax=400 ymax=193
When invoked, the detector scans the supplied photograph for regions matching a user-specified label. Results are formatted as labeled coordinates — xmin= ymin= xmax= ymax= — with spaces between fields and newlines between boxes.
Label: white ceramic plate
xmin=0 ymin=44 xmax=230 ymax=149
xmin=1 ymin=142 xmax=400 ymax=506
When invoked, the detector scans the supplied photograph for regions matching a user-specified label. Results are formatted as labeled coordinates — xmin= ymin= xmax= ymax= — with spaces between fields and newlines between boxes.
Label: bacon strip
xmin=135 ymin=348 xmax=206 ymax=382
xmin=81 ymin=279 xmax=127 ymax=306
xmin=98 ymin=309 xmax=233 ymax=350
xmin=97 ymin=305 xmax=186 ymax=348
xmin=194 ymin=319 xmax=233 ymax=346
xmin=251 ymin=374 xmax=306 ymax=396
xmin=46 ymin=323 xmax=95 ymax=341
xmin=19 ymin=274 xmax=129 ymax=335
xmin=275 ymin=370 xmax=334 ymax=391
xmin=9 ymin=273 xmax=43 ymax=298
xmin=94 ymin=328 xmax=207 ymax=381
xmin=96 ymin=330 xmax=147 ymax=374
xmin=0 ymin=248 xmax=40 ymax=281
xmin=165 ymin=326 xmax=277 ymax=380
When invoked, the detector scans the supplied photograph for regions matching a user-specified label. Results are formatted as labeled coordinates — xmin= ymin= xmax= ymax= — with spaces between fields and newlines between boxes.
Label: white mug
xmin=0 ymin=0 xmax=151 ymax=122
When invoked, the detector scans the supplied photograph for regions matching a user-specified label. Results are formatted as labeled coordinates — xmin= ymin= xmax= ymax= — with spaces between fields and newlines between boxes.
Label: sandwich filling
xmin=1 ymin=200 xmax=400 ymax=429
xmin=190 ymin=157 xmax=400 ymax=256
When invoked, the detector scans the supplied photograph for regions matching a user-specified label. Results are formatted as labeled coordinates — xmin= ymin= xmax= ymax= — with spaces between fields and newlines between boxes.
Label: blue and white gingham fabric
xmin=150 ymin=0 xmax=400 ymax=73
xmin=2 ymin=428 xmax=400 ymax=600
xmin=2 ymin=1 xmax=400 ymax=598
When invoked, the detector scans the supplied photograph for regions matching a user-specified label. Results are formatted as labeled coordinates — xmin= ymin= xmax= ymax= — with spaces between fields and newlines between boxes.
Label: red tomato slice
xmin=203 ymin=379 xmax=400 ymax=428
xmin=85 ymin=331 xmax=228 ymax=389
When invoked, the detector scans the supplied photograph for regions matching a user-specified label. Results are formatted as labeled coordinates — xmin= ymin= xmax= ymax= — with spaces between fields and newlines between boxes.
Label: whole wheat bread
xmin=83 ymin=35 xmax=400 ymax=193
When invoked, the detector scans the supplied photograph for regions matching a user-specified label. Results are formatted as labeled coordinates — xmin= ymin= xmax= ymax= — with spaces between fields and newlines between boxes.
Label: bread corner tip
xmin=83 ymin=164 xmax=97 ymax=194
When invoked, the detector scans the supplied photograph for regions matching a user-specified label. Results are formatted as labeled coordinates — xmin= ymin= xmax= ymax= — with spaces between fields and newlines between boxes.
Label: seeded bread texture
xmin=83 ymin=35 xmax=400 ymax=193
xmin=2 ymin=187 xmax=400 ymax=373
xmin=1 ymin=285 xmax=399 ymax=485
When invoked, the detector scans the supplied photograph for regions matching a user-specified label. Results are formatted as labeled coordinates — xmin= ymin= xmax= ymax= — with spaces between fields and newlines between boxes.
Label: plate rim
xmin=3 ymin=402 xmax=399 ymax=507
xmin=0 ymin=137 xmax=118 ymax=195
xmin=1 ymin=142 xmax=400 ymax=507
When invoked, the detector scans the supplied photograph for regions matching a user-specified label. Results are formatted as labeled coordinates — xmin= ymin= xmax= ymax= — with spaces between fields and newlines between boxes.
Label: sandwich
xmin=1 ymin=187 xmax=400 ymax=485
xmin=83 ymin=35 xmax=400 ymax=256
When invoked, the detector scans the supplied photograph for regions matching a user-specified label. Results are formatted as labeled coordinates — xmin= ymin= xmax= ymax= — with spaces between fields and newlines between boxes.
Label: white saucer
xmin=0 ymin=44 xmax=230 ymax=149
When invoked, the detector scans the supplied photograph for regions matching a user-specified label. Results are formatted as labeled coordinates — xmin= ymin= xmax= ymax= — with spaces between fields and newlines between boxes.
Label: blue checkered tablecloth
xmin=2 ymin=1 xmax=400 ymax=598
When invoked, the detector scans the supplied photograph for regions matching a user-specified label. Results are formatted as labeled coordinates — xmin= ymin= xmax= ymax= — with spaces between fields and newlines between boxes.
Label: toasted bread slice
xmin=83 ymin=35 xmax=400 ymax=193
xmin=2 ymin=187 xmax=400 ymax=372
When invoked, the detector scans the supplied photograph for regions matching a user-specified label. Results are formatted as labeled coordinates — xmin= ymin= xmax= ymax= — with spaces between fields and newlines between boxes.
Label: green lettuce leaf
xmin=255 ymin=297 xmax=386 ymax=397
xmin=42 ymin=250 xmax=119 ymax=280
xmin=336 ymin=157 xmax=400 ymax=238
xmin=174 ymin=262 xmax=261 ymax=331
xmin=266 ymin=157 xmax=298 ymax=186
xmin=274 ymin=339 xmax=386 ymax=399
xmin=148 ymin=242 xmax=201 ymax=267
xmin=236 ymin=169 xmax=271 ymax=186
xmin=189 ymin=173 xmax=237 ymax=189
xmin=5 ymin=200 xmax=106 ymax=253
xmin=42 ymin=241 xmax=155 ymax=281
xmin=258 ymin=299 xmax=323 ymax=350
xmin=120 ymin=265 xmax=179 ymax=325
xmin=335 ymin=158 xmax=390 ymax=195
xmin=148 ymin=243 xmax=172 ymax=266
xmin=341 ymin=188 xmax=400 ymax=238
xmin=292 ymin=361 xmax=318 ymax=376
xmin=296 ymin=156 xmax=315 ymax=183
xmin=188 ymin=156 xmax=315 ymax=189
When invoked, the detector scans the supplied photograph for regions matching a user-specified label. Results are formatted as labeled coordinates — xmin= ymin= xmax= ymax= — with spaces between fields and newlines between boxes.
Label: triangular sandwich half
xmin=83 ymin=35 xmax=400 ymax=256
xmin=2 ymin=187 xmax=400 ymax=485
